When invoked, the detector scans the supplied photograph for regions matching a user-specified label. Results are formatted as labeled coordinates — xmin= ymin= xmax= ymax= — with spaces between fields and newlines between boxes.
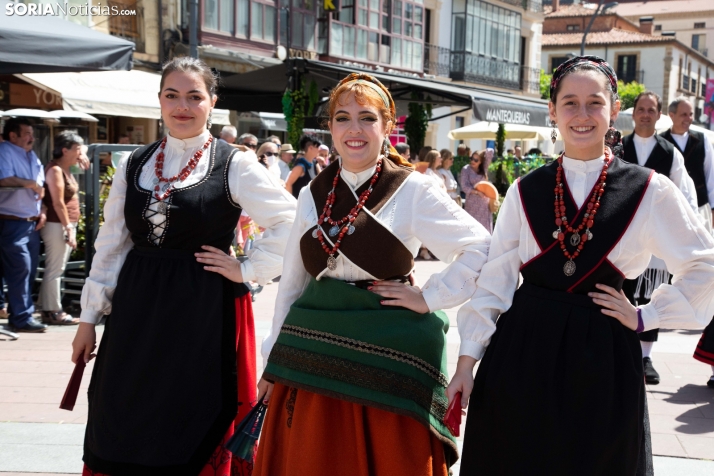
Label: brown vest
xmin=300 ymin=159 xmax=415 ymax=279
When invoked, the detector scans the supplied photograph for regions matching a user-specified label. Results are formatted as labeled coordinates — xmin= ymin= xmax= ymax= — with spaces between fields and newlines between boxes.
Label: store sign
xmin=472 ymin=97 xmax=549 ymax=127
xmin=289 ymin=48 xmax=318 ymax=60
xmin=8 ymin=83 xmax=62 ymax=109
xmin=324 ymin=0 xmax=338 ymax=10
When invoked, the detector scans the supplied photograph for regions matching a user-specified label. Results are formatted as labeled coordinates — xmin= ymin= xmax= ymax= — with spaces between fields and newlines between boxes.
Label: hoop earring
xmin=550 ymin=121 xmax=558 ymax=145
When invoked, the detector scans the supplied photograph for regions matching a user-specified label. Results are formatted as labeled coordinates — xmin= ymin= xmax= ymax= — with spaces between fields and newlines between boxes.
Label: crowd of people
xmin=1 ymin=53 xmax=714 ymax=476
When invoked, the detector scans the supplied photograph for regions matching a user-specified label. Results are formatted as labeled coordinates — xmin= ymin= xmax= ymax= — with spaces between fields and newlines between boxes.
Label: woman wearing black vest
xmin=449 ymin=56 xmax=714 ymax=475
xmin=71 ymin=57 xmax=296 ymax=476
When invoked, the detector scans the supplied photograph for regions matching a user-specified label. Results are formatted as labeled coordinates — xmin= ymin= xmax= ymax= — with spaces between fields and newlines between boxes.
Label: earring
xmin=550 ymin=121 xmax=558 ymax=145
xmin=383 ymin=139 xmax=390 ymax=158
xmin=158 ymin=118 xmax=163 ymax=129
xmin=206 ymin=113 xmax=212 ymax=129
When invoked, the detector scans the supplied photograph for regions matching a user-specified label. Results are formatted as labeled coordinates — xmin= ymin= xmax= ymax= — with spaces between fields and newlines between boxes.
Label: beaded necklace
xmin=313 ymin=158 xmax=383 ymax=270
xmin=152 ymin=135 xmax=213 ymax=203
xmin=553 ymin=149 xmax=611 ymax=276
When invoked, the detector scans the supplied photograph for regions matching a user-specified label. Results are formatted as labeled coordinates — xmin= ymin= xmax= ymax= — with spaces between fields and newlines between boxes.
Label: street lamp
xmin=580 ymin=1 xmax=619 ymax=56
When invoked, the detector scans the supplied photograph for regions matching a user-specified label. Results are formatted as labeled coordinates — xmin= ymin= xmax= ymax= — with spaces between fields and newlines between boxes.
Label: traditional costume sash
xmin=300 ymin=159 xmax=414 ymax=279
xmin=263 ymin=277 xmax=458 ymax=462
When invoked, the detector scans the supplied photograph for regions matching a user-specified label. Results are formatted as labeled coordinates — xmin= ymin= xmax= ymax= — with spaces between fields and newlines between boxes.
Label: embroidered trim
xmin=281 ymin=324 xmax=449 ymax=387
xmin=224 ymin=148 xmax=242 ymax=209
xmin=269 ymin=343 xmax=449 ymax=419
xmin=285 ymin=387 xmax=297 ymax=428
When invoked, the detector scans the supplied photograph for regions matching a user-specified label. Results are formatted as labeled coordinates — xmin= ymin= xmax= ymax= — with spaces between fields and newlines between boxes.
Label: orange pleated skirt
xmin=253 ymin=383 xmax=448 ymax=476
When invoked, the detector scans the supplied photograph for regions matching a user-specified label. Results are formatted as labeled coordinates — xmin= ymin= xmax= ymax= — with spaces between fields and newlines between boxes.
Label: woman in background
xmin=424 ymin=149 xmax=446 ymax=192
xmin=39 ymin=130 xmax=82 ymax=325
xmin=460 ymin=149 xmax=493 ymax=233
xmin=437 ymin=149 xmax=460 ymax=206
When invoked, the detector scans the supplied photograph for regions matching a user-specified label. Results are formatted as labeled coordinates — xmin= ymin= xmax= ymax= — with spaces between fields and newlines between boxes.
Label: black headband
xmin=550 ymin=55 xmax=618 ymax=99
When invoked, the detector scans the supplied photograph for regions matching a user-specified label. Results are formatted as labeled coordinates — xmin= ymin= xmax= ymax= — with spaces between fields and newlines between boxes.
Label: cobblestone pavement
xmin=1 ymin=260 xmax=712 ymax=474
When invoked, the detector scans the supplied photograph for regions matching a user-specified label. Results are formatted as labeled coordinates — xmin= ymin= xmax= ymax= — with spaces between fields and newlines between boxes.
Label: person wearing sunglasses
xmin=257 ymin=141 xmax=283 ymax=182
xmin=237 ymin=133 xmax=258 ymax=150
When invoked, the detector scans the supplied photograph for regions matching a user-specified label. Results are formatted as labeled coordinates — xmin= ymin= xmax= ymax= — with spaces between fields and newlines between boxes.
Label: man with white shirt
xmin=662 ymin=98 xmax=714 ymax=388
xmin=621 ymin=91 xmax=699 ymax=385
xmin=661 ymin=97 xmax=714 ymax=232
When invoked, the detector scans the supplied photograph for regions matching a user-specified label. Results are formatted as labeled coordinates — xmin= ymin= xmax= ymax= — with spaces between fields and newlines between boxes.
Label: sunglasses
xmin=260 ymin=152 xmax=277 ymax=158
xmin=246 ymin=143 xmax=258 ymax=149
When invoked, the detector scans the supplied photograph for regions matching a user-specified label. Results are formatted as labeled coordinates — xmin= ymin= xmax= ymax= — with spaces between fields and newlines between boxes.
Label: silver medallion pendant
xmin=348 ymin=225 xmax=356 ymax=235
xmin=329 ymin=225 xmax=340 ymax=237
xmin=570 ymin=233 xmax=581 ymax=247
xmin=563 ymin=259 xmax=576 ymax=276
xmin=157 ymin=202 xmax=168 ymax=214
xmin=552 ymin=229 xmax=560 ymax=240
xmin=161 ymin=183 xmax=171 ymax=193
xmin=327 ymin=255 xmax=337 ymax=270
xmin=152 ymin=177 xmax=160 ymax=186
xmin=312 ymin=228 xmax=319 ymax=239
xmin=586 ymin=229 xmax=593 ymax=241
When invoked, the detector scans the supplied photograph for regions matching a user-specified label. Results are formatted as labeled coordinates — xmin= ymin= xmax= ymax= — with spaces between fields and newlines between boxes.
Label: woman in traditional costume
xmin=460 ymin=150 xmax=494 ymax=233
xmin=449 ymin=56 xmax=714 ymax=476
xmin=253 ymin=73 xmax=491 ymax=476
xmin=71 ymin=56 xmax=296 ymax=476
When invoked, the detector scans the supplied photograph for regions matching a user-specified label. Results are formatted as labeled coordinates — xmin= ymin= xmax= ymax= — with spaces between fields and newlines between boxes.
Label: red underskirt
xmin=83 ymin=292 xmax=258 ymax=476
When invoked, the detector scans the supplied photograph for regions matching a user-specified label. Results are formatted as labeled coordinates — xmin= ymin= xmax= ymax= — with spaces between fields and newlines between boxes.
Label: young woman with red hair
xmin=253 ymin=73 xmax=492 ymax=476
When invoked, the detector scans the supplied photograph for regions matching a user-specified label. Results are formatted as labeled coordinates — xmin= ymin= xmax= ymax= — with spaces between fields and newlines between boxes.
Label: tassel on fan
xmin=225 ymin=402 xmax=267 ymax=462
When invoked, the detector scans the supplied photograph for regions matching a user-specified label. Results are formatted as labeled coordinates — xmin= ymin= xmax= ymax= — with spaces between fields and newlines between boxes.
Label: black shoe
xmin=707 ymin=377 xmax=714 ymax=389
xmin=643 ymin=357 xmax=660 ymax=384
xmin=10 ymin=317 xmax=48 ymax=333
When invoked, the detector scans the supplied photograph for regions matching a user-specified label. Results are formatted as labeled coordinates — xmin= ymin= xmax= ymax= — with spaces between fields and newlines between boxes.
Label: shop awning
xmin=0 ymin=2 xmax=134 ymax=74
xmin=218 ymin=59 xmax=632 ymax=129
xmin=23 ymin=70 xmax=230 ymax=123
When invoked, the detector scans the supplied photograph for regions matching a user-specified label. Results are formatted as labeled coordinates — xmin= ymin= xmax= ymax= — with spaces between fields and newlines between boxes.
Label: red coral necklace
xmin=152 ymin=135 xmax=213 ymax=204
xmin=553 ymin=149 xmax=611 ymax=276
xmin=314 ymin=159 xmax=383 ymax=270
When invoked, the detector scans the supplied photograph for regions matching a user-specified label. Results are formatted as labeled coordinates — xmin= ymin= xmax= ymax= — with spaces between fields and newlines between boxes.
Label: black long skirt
xmin=84 ymin=247 xmax=238 ymax=476
xmin=460 ymin=283 xmax=649 ymax=476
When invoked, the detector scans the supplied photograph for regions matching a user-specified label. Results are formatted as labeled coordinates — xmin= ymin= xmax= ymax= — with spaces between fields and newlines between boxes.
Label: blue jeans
xmin=0 ymin=219 xmax=40 ymax=328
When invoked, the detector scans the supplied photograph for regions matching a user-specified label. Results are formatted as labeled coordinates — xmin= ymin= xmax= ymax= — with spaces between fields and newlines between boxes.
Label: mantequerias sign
xmin=471 ymin=96 xmax=633 ymax=130
xmin=472 ymin=97 xmax=551 ymax=127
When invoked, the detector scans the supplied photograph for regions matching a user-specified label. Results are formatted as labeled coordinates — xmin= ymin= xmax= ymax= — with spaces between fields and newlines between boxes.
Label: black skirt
xmin=460 ymin=283 xmax=647 ymax=476
xmin=84 ymin=247 xmax=238 ymax=476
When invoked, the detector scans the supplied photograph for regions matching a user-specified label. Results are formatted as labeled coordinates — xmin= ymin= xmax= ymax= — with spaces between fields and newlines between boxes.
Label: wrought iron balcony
xmin=424 ymin=43 xmax=451 ymax=77
xmin=450 ymin=52 xmax=521 ymax=90
xmin=520 ymin=66 xmax=541 ymax=95
xmin=423 ymin=45 xmax=542 ymax=94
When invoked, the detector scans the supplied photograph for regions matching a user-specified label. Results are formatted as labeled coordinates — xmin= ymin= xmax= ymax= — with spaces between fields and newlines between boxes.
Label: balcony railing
xmin=423 ymin=45 xmax=542 ymax=94
xmin=451 ymin=52 xmax=521 ymax=90
xmin=498 ymin=0 xmax=543 ymax=13
xmin=618 ymin=70 xmax=644 ymax=84
xmin=424 ymin=44 xmax=451 ymax=77
xmin=520 ymin=66 xmax=541 ymax=95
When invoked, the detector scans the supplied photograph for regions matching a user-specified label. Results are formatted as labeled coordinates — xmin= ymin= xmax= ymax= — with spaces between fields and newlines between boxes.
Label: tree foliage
xmin=540 ymin=69 xmax=552 ymax=100
xmin=617 ymin=80 xmax=646 ymax=110
xmin=495 ymin=123 xmax=506 ymax=157
xmin=405 ymin=93 xmax=432 ymax=155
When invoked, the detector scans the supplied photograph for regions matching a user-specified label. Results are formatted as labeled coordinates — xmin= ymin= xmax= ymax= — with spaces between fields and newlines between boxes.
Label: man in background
xmin=394 ymin=143 xmax=410 ymax=163
xmin=0 ymin=118 xmax=48 ymax=333
xmin=220 ymin=125 xmax=238 ymax=144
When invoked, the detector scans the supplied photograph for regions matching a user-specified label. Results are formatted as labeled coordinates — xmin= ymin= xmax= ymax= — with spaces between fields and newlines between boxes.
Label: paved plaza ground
xmin=1 ymin=260 xmax=713 ymax=474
